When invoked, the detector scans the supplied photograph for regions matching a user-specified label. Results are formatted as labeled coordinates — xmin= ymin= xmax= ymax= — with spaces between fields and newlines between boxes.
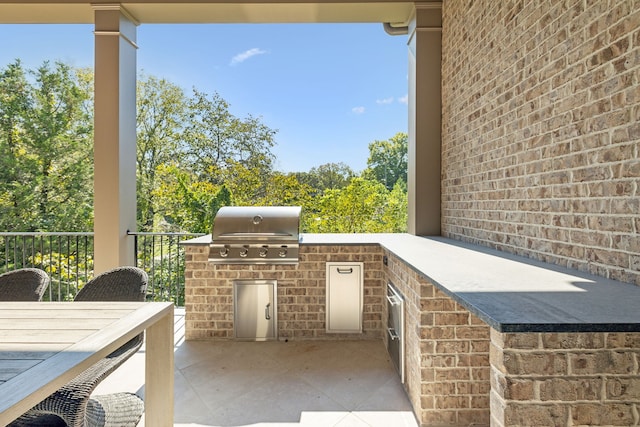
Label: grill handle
xmin=387 ymin=328 xmax=399 ymax=340
xmin=337 ymin=267 xmax=353 ymax=274
xmin=216 ymin=232 xmax=294 ymax=238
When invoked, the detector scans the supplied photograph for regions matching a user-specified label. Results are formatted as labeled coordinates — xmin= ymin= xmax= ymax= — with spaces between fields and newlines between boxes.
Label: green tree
xmin=305 ymin=177 xmax=389 ymax=233
xmin=213 ymin=160 xmax=262 ymax=206
xmin=0 ymin=61 xmax=31 ymax=230
xmin=152 ymin=163 xmax=231 ymax=233
xmin=0 ymin=60 xmax=93 ymax=231
xmin=183 ymin=90 xmax=277 ymax=183
xmin=364 ymin=132 xmax=407 ymax=190
xmin=380 ymin=179 xmax=408 ymax=232
xmin=256 ymin=172 xmax=314 ymax=208
xmin=136 ymin=74 xmax=188 ymax=230
xmin=295 ymin=162 xmax=355 ymax=195
xmin=0 ymin=62 xmax=407 ymax=237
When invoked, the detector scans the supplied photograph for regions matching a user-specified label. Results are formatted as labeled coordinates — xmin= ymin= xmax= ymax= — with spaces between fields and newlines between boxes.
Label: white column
xmin=407 ymin=3 xmax=442 ymax=235
xmin=93 ymin=5 xmax=138 ymax=273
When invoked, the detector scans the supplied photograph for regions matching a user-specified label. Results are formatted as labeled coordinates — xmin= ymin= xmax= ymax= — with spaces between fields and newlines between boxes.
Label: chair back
xmin=74 ymin=266 xmax=148 ymax=302
xmin=0 ymin=268 xmax=50 ymax=301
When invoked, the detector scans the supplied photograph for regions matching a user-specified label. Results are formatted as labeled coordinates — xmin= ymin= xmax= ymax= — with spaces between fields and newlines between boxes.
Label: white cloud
xmin=230 ymin=48 xmax=267 ymax=65
xmin=376 ymin=97 xmax=394 ymax=105
xmin=351 ymin=106 xmax=365 ymax=114
xmin=398 ymin=94 xmax=408 ymax=104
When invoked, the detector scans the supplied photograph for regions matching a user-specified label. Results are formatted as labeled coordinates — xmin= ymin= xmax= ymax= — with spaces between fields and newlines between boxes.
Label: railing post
xmin=132 ymin=231 xmax=139 ymax=267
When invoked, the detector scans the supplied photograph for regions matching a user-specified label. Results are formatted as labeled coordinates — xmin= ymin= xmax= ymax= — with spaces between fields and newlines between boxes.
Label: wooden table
xmin=0 ymin=302 xmax=174 ymax=426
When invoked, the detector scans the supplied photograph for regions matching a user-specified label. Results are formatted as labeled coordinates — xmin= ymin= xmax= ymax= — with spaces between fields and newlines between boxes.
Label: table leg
xmin=144 ymin=306 xmax=174 ymax=426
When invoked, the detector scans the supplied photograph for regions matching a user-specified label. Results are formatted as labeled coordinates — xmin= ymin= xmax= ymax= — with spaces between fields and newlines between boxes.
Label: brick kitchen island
xmin=183 ymin=233 xmax=640 ymax=427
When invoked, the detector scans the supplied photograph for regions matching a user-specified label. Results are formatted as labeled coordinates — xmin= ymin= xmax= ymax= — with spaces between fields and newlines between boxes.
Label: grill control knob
xmin=239 ymin=246 xmax=249 ymax=257
xmin=219 ymin=247 xmax=229 ymax=257
xmin=278 ymin=246 xmax=288 ymax=258
xmin=259 ymin=246 xmax=268 ymax=258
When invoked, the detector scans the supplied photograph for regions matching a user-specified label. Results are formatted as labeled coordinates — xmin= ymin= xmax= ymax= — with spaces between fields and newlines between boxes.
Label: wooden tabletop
xmin=0 ymin=301 xmax=174 ymax=426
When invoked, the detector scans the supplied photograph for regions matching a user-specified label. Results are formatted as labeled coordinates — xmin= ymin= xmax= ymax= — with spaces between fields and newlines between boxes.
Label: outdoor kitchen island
xmin=183 ymin=233 xmax=640 ymax=427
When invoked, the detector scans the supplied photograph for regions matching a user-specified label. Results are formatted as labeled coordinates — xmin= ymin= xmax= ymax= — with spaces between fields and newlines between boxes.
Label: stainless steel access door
xmin=326 ymin=263 xmax=363 ymax=333
xmin=387 ymin=282 xmax=405 ymax=383
xmin=234 ymin=280 xmax=277 ymax=340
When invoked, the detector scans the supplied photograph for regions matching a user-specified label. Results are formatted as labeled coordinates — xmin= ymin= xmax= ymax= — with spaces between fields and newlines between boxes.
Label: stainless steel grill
xmin=209 ymin=206 xmax=301 ymax=264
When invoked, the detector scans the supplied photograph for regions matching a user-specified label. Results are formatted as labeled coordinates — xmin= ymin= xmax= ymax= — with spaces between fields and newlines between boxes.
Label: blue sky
xmin=0 ymin=23 xmax=408 ymax=173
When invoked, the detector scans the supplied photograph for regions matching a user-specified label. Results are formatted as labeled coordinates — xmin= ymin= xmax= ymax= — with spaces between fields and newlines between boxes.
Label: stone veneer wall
xmin=441 ymin=0 xmax=640 ymax=285
xmin=384 ymin=250 xmax=491 ymax=426
xmin=491 ymin=329 xmax=640 ymax=426
xmin=184 ymin=243 xmax=384 ymax=340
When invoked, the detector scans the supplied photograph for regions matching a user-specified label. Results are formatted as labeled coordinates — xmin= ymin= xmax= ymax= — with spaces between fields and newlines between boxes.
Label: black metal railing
xmin=0 ymin=231 xmax=204 ymax=304
xmin=129 ymin=231 xmax=205 ymax=306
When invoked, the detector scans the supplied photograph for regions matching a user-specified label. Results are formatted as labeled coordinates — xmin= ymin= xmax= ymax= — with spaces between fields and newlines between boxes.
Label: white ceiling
xmin=0 ymin=1 xmax=420 ymax=25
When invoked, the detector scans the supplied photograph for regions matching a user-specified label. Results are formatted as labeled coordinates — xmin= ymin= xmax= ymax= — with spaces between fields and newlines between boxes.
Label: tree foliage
xmin=137 ymin=74 xmax=188 ymax=229
xmin=138 ymin=86 xmax=278 ymax=231
xmin=303 ymin=176 xmax=406 ymax=233
xmin=0 ymin=61 xmax=408 ymax=235
xmin=183 ymin=90 xmax=276 ymax=182
xmin=364 ymin=132 xmax=408 ymax=190
xmin=152 ymin=163 xmax=231 ymax=233
xmin=0 ymin=60 xmax=93 ymax=232
xmin=295 ymin=162 xmax=355 ymax=195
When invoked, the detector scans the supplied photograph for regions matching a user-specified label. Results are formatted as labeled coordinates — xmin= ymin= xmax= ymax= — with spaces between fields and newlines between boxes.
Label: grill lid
xmin=209 ymin=206 xmax=301 ymax=264
xmin=212 ymin=206 xmax=301 ymax=242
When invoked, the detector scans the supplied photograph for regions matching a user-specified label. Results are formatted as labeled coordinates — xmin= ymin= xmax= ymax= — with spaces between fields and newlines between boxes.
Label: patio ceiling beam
xmin=0 ymin=1 xmax=420 ymax=25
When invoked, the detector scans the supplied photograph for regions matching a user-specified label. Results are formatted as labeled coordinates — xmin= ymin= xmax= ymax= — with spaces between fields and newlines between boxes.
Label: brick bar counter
xmin=183 ymin=233 xmax=640 ymax=427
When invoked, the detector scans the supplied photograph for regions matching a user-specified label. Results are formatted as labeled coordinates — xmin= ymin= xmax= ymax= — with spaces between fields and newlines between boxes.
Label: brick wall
xmin=384 ymin=250 xmax=491 ymax=426
xmin=491 ymin=329 xmax=640 ymax=426
xmin=441 ymin=0 xmax=640 ymax=285
xmin=184 ymin=244 xmax=384 ymax=340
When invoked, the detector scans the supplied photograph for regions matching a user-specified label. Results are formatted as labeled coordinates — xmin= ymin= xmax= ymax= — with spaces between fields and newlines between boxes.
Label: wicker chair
xmin=0 ymin=268 xmax=50 ymax=301
xmin=73 ymin=266 xmax=148 ymax=303
xmin=9 ymin=266 xmax=149 ymax=427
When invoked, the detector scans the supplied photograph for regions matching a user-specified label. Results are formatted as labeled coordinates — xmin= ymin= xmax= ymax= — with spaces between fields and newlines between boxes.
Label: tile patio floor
xmin=96 ymin=308 xmax=419 ymax=427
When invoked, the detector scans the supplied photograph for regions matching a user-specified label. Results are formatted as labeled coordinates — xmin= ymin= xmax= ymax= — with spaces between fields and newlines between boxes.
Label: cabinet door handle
xmin=265 ymin=303 xmax=271 ymax=320
xmin=387 ymin=328 xmax=399 ymax=340
xmin=386 ymin=294 xmax=401 ymax=306
xmin=337 ymin=267 xmax=353 ymax=274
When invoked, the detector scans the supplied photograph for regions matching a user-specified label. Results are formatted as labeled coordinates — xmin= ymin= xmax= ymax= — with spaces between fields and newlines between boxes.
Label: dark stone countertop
xmin=183 ymin=233 xmax=640 ymax=333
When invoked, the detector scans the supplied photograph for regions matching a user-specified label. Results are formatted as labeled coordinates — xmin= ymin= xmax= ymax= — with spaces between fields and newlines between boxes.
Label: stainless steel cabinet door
xmin=326 ymin=262 xmax=363 ymax=333
xmin=234 ymin=280 xmax=277 ymax=340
